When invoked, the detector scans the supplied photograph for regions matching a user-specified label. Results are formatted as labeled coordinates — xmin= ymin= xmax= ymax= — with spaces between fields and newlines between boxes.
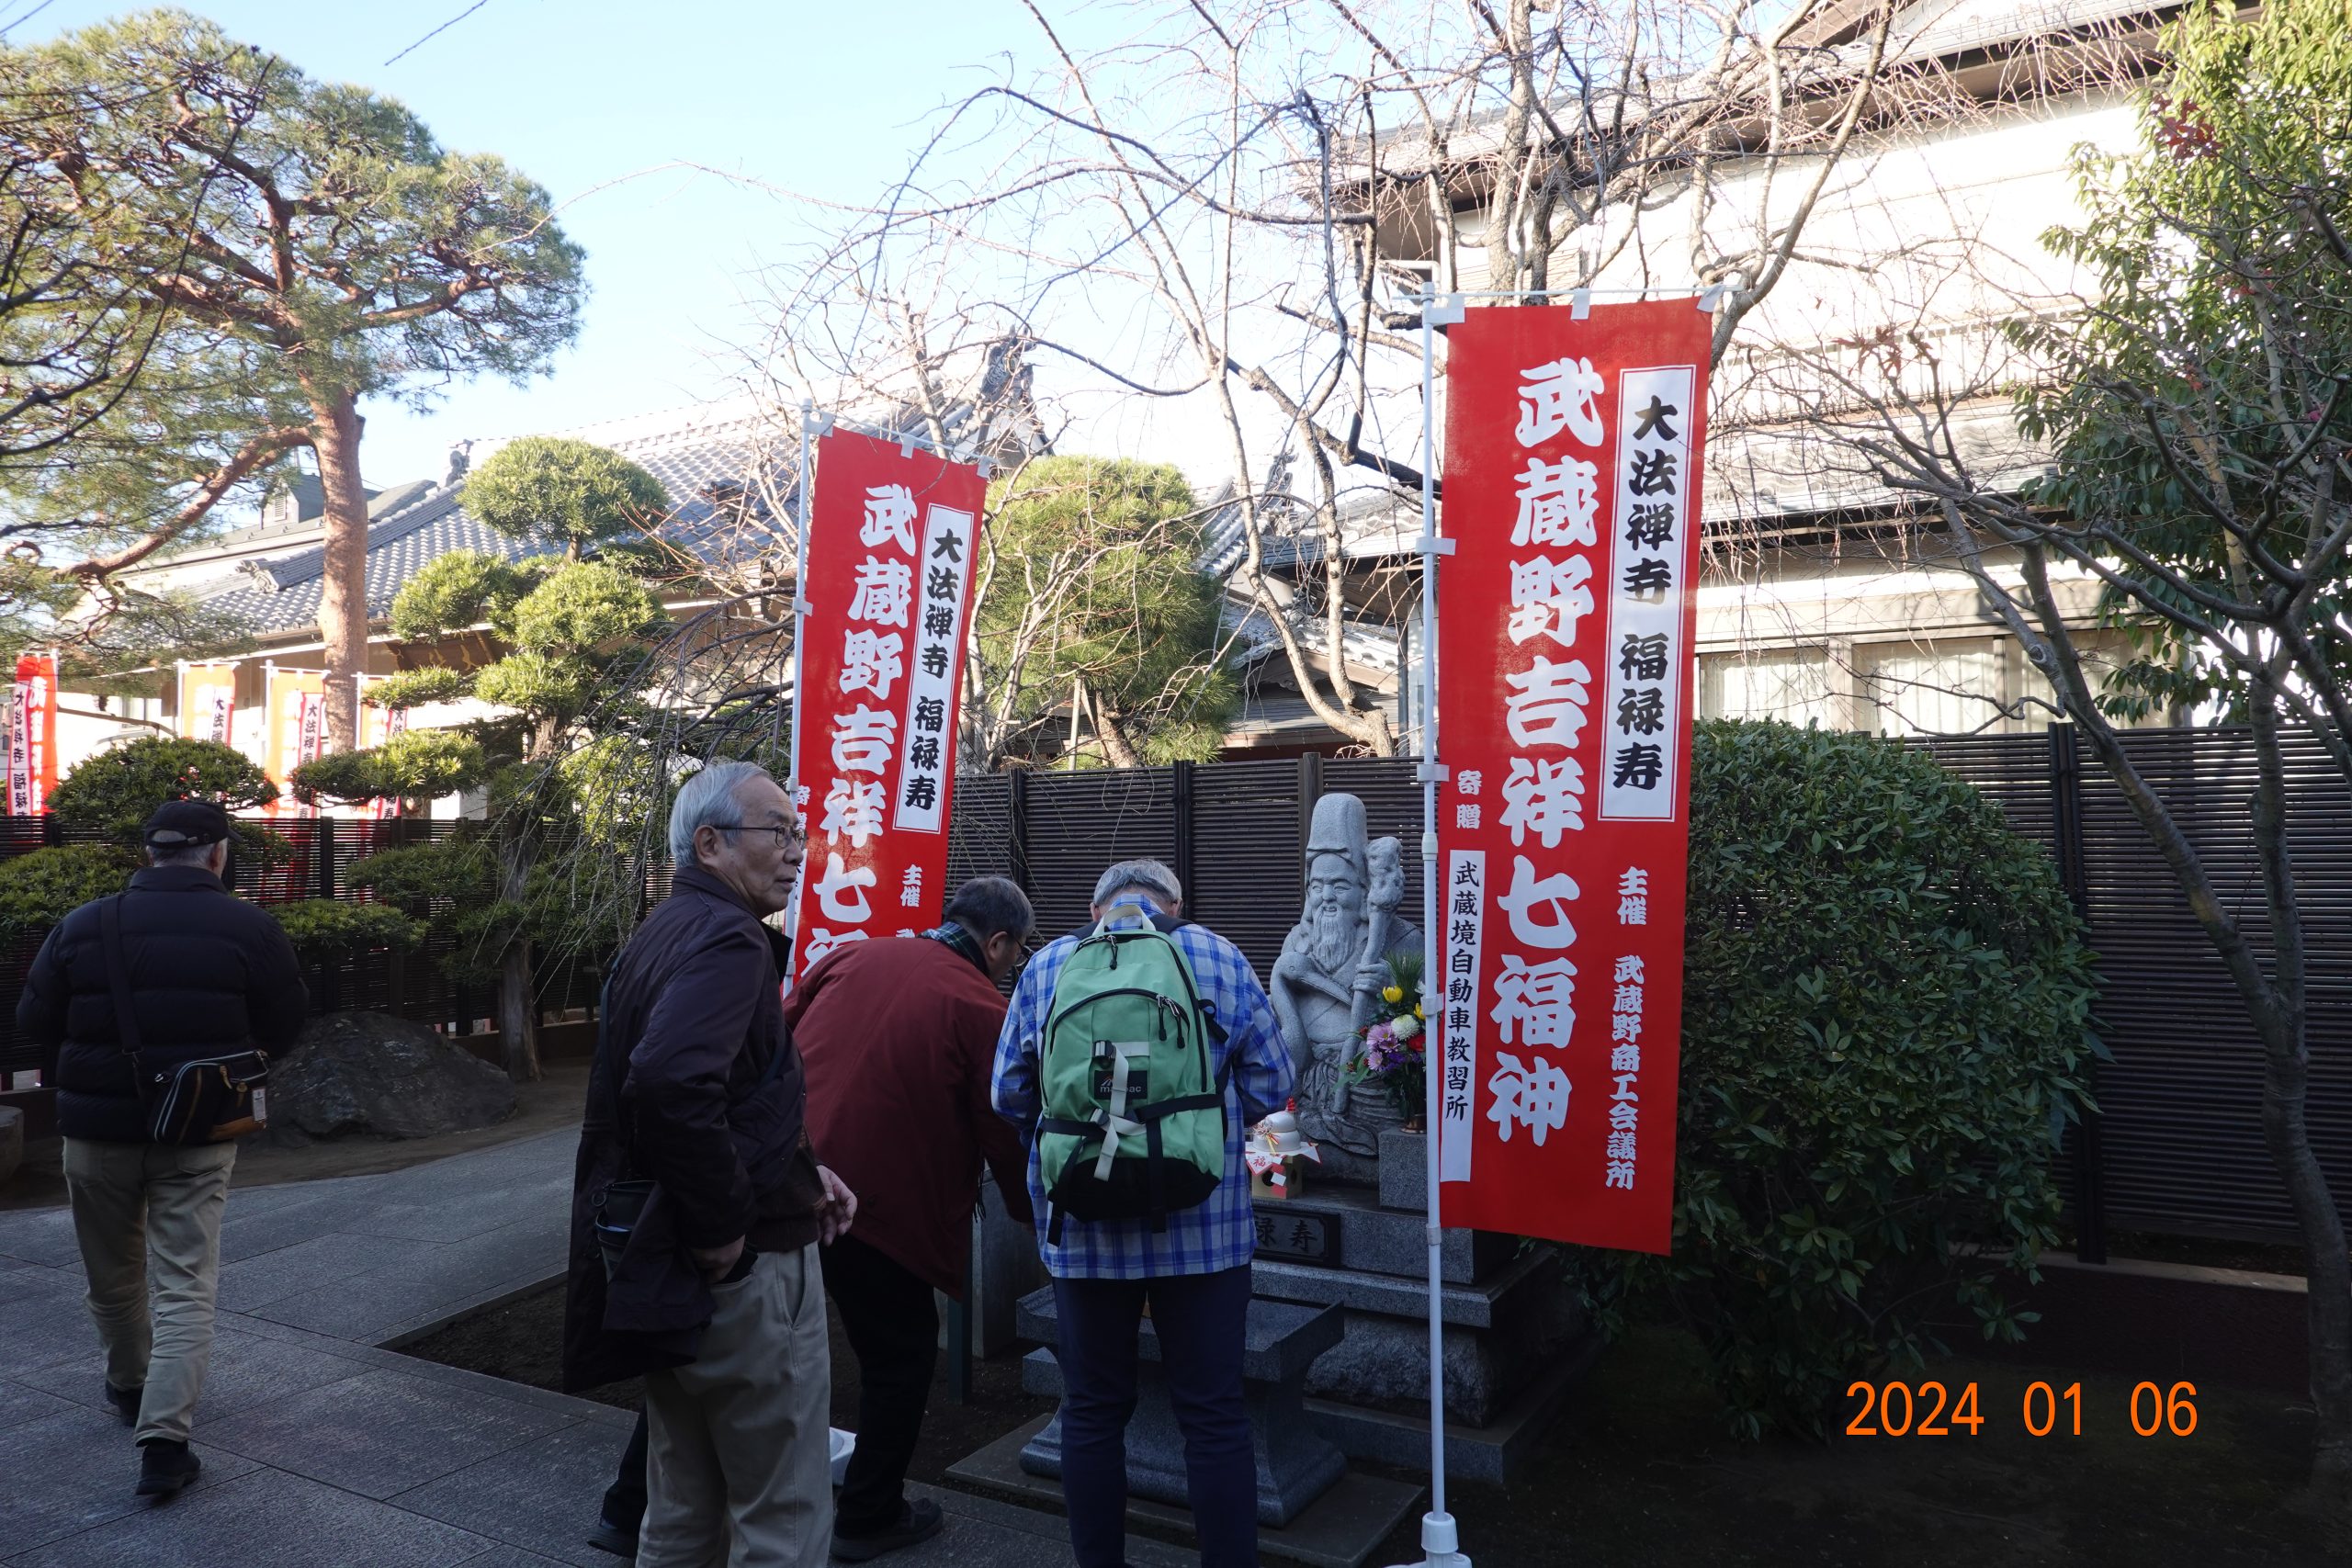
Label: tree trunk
xmin=310 ymin=390 xmax=370 ymax=752
xmin=1091 ymin=687 xmax=1143 ymax=769
xmin=498 ymin=828 xmax=540 ymax=1082
xmin=2247 ymin=691 xmax=2352 ymax=1516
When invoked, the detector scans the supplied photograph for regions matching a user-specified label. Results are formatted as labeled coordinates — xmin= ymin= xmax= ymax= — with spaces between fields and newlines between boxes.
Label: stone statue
xmin=1269 ymin=793 xmax=1424 ymax=1161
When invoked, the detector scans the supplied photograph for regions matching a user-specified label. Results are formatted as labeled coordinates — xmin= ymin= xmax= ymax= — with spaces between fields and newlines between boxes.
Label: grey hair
xmin=944 ymin=876 xmax=1035 ymax=942
xmin=668 ymin=761 xmax=776 ymax=864
xmin=148 ymin=840 xmax=220 ymax=868
xmin=1091 ymin=857 xmax=1182 ymax=911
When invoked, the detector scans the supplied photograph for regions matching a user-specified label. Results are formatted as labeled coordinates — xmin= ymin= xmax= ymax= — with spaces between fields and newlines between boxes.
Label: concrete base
xmin=1305 ymin=1321 xmax=1601 ymax=1483
xmin=1249 ymin=1128 xmax=1585 ymax=1480
xmin=967 ymin=1183 xmax=1046 ymax=1357
xmin=953 ymin=1416 xmax=1425 ymax=1568
xmin=1252 ymin=1244 xmax=1580 ymax=1427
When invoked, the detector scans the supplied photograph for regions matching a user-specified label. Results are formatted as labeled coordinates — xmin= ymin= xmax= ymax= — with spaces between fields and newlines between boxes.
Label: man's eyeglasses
xmin=712 ymin=821 xmax=805 ymax=850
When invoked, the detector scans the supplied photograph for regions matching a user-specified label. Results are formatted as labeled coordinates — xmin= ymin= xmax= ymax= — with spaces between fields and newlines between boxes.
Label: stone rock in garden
xmin=0 ymin=1105 xmax=20 ymax=1189
xmin=266 ymin=1011 xmax=515 ymax=1143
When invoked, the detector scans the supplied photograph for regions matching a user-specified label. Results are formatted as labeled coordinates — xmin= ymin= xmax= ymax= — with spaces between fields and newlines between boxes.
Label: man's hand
xmin=691 ymin=1235 xmax=745 ymax=1283
xmin=816 ymin=1165 xmax=858 ymax=1245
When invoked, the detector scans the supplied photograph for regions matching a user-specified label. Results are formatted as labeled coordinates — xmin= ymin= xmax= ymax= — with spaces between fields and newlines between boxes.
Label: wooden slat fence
xmin=5 ymin=726 xmax=2347 ymax=1246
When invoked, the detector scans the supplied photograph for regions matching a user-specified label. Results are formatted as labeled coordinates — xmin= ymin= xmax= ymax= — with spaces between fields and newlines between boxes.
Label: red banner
xmin=8 ymin=653 xmax=57 ymax=815
xmin=1433 ymin=299 xmax=1711 ymax=1255
xmin=785 ymin=430 xmax=985 ymax=985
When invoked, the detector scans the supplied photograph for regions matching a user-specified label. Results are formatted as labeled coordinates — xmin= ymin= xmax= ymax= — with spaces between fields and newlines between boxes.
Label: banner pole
xmin=787 ymin=399 xmax=816 ymax=799
xmin=1392 ymin=285 xmax=1465 ymax=1568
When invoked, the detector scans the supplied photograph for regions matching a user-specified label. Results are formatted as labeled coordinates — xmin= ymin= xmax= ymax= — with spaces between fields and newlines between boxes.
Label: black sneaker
xmin=585 ymin=1513 xmax=639 ymax=1559
xmin=135 ymin=1439 xmax=200 ymax=1498
xmin=831 ymin=1498 xmax=944 ymax=1561
xmin=103 ymin=1382 xmax=140 ymax=1427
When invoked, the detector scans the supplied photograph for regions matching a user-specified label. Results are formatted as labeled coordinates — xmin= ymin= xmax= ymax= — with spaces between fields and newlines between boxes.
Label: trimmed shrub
xmin=293 ymin=729 xmax=488 ymax=807
xmin=1594 ymin=721 xmax=2098 ymax=1439
xmin=0 ymin=843 xmax=134 ymax=941
xmin=460 ymin=435 xmax=667 ymax=550
xmin=366 ymin=667 xmax=470 ymax=710
xmin=345 ymin=840 xmax=500 ymax=907
xmin=266 ymin=898 xmax=423 ymax=956
xmin=47 ymin=738 xmax=276 ymax=845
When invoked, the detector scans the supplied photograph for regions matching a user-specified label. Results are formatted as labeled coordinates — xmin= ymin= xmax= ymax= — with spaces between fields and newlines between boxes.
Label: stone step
xmin=1302 ymin=1320 xmax=1603 ymax=1485
xmin=1250 ymin=1238 xmax=1556 ymax=1330
xmin=1251 ymin=1245 xmax=1581 ymax=1429
xmin=1251 ymin=1183 xmax=1516 ymax=1285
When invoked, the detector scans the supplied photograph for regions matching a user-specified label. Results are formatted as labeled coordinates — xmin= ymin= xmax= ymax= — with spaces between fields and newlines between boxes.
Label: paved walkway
xmin=0 ymin=1130 xmax=1187 ymax=1568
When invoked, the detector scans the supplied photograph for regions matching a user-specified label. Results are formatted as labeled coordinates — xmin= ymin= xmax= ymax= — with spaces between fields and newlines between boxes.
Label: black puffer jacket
xmin=17 ymin=864 xmax=308 ymax=1143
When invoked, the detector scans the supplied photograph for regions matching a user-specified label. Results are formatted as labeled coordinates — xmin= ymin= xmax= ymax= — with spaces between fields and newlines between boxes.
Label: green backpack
xmin=1035 ymin=909 xmax=1230 ymax=1241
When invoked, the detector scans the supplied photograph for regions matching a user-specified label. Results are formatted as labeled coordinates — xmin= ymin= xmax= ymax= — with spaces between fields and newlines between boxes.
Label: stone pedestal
xmin=964 ymin=1181 xmax=1046 ymax=1357
xmin=1247 ymin=1127 xmax=1588 ymax=1481
xmin=1014 ymin=1288 xmax=1348 ymax=1528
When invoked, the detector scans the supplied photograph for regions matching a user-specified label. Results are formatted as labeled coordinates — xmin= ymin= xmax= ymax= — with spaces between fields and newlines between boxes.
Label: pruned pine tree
xmin=4 ymin=11 xmax=582 ymax=743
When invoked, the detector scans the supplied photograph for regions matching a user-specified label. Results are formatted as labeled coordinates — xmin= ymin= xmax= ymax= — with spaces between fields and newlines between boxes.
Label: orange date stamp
xmin=1844 ymin=1380 xmax=2200 ymax=1438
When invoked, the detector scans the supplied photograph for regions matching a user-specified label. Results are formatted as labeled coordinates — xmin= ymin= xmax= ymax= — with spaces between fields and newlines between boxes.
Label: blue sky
xmin=7 ymin=0 xmax=1040 ymax=489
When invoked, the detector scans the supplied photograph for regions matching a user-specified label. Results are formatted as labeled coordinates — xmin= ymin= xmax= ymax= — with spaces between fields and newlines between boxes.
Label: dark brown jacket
xmin=789 ymin=933 xmax=1032 ymax=1298
xmin=561 ymin=865 xmax=826 ymax=1391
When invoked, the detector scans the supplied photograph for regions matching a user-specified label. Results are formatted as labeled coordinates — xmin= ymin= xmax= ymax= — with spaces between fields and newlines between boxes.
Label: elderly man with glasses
xmin=564 ymin=761 xmax=856 ymax=1568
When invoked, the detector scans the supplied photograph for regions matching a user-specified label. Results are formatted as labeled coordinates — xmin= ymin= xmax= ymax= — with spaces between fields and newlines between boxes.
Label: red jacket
xmin=788 ymin=934 xmax=1034 ymax=1298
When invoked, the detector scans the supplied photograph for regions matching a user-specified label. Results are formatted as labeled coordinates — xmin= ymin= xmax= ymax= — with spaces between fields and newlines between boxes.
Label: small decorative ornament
xmin=1247 ymin=1100 xmax=1321 ymax=1198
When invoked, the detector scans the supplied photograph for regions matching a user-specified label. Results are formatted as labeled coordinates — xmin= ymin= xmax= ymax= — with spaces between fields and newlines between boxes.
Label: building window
xmin=1700 ymin=648 xmax=1835 ymax=728
xmin=1860 ymin=638 xmax=2008 ymax=737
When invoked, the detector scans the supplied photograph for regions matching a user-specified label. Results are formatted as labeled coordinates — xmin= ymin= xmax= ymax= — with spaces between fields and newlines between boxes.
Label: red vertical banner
xmin=786 ymin=429 xmax=985 ymax=986
xmin=9 ymin=653 xmax=57 ymax=815
xmin=1433 ymin=299 xmax=1711 ymax=1255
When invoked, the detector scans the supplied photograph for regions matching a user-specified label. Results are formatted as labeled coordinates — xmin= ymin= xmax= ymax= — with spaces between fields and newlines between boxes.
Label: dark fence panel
xmin=8 ymin=728 xmax=2349 ymax=1247
xmin=1186 ymin=758 xmax=1306 ymax=974
xmin=2086 ymin=729 xmax=2352 ymax=1246
xmin=1910 ymin=727 xmax=2352 ymax=1247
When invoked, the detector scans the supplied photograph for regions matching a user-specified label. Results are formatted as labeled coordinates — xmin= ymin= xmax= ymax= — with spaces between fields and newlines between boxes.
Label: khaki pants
xmin=62 ymin=1137 xmax=237 ymax=1446
xmin=639 ymin=1242 xmax=833 ymax=1568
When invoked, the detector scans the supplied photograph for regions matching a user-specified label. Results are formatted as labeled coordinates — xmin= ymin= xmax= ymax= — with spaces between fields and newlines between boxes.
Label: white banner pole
xmin=778 ymin=399 xmax=817 ymax=976
xmin=787 ymin=398 xmax=816 ymax=799
xmin=1391 ymin=285 xmax=1467 ymax=1568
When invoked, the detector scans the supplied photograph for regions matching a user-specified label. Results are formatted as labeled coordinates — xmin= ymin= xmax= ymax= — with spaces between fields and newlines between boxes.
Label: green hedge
xmin=1590 ymin=721 xmax=2099 ymax=1439
xmin=266 ymin=898 xmax=424 ymax=956
xmin=0 ymin=844 xmax=135 ymax=942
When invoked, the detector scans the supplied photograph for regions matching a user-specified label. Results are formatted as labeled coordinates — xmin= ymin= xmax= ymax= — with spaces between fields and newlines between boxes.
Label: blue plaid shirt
xmin=991 ymin=903 xmax=1294 ymax=1280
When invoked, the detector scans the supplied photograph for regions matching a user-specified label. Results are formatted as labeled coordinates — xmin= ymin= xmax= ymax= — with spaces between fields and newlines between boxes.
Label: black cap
xmin=143 ymin=798 xmax=231 ymax=850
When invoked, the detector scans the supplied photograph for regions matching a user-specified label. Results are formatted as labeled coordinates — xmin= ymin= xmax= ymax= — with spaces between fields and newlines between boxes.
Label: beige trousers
xmin=639 ymin=1241 xmax=834 ymax=1568
xmin=62 ymin=1137 xmax=237 ymax=1445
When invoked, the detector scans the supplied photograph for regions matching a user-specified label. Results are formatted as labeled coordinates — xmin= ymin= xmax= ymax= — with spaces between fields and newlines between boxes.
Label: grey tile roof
xmin=182 ymin=487 xmax=562 ymax=637
xmin=182 ymin=430 xmax=795 ymax=640
xmin=1199 ymin=483 xmax=1420 ymax=579
xmin=182 ymin=344 xmax=1046 ymax=644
